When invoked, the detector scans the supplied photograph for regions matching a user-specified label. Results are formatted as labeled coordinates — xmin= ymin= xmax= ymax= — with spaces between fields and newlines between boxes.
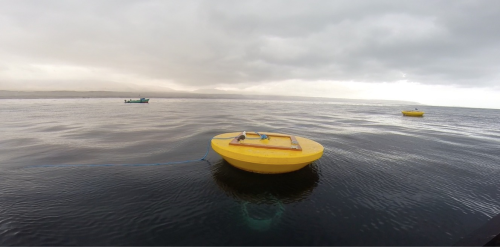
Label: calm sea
xmin=0 ymin=98 xmax=499 ymax=246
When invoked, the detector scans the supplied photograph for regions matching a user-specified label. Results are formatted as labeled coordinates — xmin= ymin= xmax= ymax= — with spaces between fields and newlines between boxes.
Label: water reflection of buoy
xmin=241 ymin=196 xmax=285 ymax=231
xmin=211 ymin=159 xmax=320 ymax=204
xmin=211 ymin=160 xmax=320 ymax=231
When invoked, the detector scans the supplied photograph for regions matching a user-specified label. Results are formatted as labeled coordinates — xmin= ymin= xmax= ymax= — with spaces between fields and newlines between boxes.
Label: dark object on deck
xmin=237 ymin=134 xmax=245 ymax=142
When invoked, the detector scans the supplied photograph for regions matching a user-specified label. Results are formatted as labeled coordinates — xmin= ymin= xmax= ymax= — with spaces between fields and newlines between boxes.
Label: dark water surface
xmin=0 ymin=98 xmax=499 ymax=245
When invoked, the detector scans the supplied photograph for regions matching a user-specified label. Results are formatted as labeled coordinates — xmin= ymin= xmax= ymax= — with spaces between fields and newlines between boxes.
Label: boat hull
xmin=125 ymin=99 xmax=149 ymax=103
xmin=402 ymin=111 xmax=424 ymax=117
xmin=211 ymin=132 xmax=324 ymax=174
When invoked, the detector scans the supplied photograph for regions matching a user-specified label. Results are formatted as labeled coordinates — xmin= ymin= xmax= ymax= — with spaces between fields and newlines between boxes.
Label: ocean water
xmin=0 ymin=98 xmax=499 ymax=246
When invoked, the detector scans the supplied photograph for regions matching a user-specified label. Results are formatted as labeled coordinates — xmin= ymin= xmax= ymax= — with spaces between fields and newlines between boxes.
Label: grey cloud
xmin=1 ymin=0 xmax=499 ymax=89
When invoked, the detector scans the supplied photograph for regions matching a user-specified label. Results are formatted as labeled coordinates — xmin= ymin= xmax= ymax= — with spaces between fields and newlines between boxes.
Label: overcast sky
xmin=1 ymin=0 xmax=500 ymax=108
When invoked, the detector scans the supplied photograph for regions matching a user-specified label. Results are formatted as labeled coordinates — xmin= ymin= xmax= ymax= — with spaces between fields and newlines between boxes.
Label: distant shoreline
xmin=0 ymin=90 xmax=419 ymax=105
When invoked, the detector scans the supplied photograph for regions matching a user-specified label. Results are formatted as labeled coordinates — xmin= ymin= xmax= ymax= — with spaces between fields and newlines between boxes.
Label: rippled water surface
xmin=0 ymin=98 xmax=499 ymax=245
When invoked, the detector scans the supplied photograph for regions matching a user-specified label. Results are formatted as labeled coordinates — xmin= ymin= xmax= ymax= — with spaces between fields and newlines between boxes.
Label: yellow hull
xmin=402 ymin=111 xmax=424 ymax=117
xmin=211 ymin=132 xmax=324 ymax=174
xmin=221 ymin=156 xmax=312 ymax=174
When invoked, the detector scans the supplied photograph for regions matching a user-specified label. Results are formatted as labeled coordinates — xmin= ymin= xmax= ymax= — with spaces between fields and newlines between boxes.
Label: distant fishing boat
xmin=402 ymin=108 xmax=424 ymax=117
xmin=124 ymin=98 xmax=149 ymax=103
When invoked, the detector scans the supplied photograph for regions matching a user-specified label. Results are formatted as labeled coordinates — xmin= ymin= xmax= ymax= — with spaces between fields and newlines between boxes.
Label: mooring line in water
xmin=26 ymin=128 xmax=302 ymax=169
xmin=27 ymin=136 xmax=264 ymax=169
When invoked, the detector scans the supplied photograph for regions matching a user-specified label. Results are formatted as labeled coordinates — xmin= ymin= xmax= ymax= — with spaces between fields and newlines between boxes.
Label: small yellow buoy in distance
xmin=402 ymin=110 xmax=424 ymax=117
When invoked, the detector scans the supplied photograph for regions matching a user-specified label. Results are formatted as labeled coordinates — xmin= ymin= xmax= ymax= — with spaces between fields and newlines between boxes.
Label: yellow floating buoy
xmin=211 ymin=132 xmax=324 ymax=174
xmin=402 ymin=110 xmax=424 ymax=117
